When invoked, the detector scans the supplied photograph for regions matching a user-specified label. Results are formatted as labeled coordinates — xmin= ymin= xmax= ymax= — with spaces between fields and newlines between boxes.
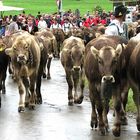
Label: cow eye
xmin=24 ymin=45 xmax=28 ymax=50
xmin=98 ymin=58 xmax=103 ymax=64
xmin=112 ymin=59 xmax=117 ymax=64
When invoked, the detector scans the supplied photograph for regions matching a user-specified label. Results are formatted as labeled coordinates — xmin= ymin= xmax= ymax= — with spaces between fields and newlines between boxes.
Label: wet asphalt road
xmin=0 ymin=59 xmax=140 ymax=140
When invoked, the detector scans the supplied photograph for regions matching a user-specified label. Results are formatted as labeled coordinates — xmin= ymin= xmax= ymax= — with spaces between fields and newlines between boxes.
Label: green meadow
xmin=3 ymin=0 xmax=113 ymax=16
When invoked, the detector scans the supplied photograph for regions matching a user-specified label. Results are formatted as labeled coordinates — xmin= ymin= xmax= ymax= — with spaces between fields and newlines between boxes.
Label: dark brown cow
xmin=5 ymin=33 xmax=41 ymax=112
xmin=126 ymin=34 xmax=140 ymax=132
xmin=61 ymin=36 xmax=85 ymax=105
xmin=84 ymin=35 xmax=128 ymax=137
xmin=52 ymin=28 xmax=65 ymax=58
xmin=0 ymin=39 xmax=9 ymax=107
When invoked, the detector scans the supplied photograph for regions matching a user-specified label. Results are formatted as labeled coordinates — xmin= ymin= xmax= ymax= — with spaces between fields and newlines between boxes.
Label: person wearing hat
xmin=105 ymin=5 xmax=128 ymax=39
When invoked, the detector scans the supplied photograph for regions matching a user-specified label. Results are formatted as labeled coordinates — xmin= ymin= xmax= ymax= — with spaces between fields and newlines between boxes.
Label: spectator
xmin=105 ymin=5 xmax=128 ymax=39
xmin=0 ymin=18 xmax=5 ymax=36
xmin=62 ymin=18 xmax=73 ymax=33
xmin=22 ymin=16 xmax=38 ymax=35
xmin=38 ymin=16 xmax=47 ymax=31
xmin=50 ymin=18 xmax=62 ymax=30
xmin=7 ymin=15 xmax=18 ymax=35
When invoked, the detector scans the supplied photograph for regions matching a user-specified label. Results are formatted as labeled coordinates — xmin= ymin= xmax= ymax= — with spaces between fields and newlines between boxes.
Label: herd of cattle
xmin=0 ymin=26 xmax=140 ymax=137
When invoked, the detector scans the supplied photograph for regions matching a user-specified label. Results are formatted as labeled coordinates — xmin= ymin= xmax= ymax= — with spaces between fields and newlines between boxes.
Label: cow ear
xmin=122 ymin=43 xmax=127 ymax=49
xmin=90 ymin=46 xmax=99 ymax=58
xmin=5 ymin=48 xmax=13 ymax=57
xmin=115 ymin=44 xmax=122 ymax=57
xmin=39 ymin=42 xmax=44 ymax=51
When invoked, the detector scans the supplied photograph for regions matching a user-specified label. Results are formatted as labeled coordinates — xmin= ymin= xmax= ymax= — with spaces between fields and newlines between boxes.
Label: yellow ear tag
xmin=0 ymin=46 xmax=4 ymax=52
xmin=119 ymin=12 xmax=122 ymax=16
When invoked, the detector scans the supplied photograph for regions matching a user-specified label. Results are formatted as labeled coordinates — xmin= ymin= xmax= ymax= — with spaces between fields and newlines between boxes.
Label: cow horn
xmin=90 ymin=46 xmax=99 ymax=58
xmin=39 ymin=42 xmax=44 ymax=51
xmin=115 ymin=44 xmax=122 ymax=57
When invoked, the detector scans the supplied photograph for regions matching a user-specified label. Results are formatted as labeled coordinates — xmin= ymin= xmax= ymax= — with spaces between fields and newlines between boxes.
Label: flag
xmin=56 ymin=0 xmax=62 ymax=11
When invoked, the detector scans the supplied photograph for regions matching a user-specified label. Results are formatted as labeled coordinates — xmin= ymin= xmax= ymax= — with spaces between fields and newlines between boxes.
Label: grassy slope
xmin=3 ymin=0 xmax=113 ymax=16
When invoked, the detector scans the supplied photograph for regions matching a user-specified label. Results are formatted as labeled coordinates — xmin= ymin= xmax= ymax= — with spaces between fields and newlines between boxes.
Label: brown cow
xmin=52 ymin=28 xmax=65 ymax=58
xmin=35 ymin=29 xmax=57 ymax=79
xmin=5 ymin=33 xmax=41 ymax=112
xmin=84 ymin=35 xmax=128 ymax=137
xmin=61 ymin=36 xmax=85 ymax=105
xmin=126 ymin=33 xmax=140 ymax=132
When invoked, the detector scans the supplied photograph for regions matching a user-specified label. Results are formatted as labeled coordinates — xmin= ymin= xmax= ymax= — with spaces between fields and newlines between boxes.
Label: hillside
xmin=3 ymin=0 xmax=113 ymax=16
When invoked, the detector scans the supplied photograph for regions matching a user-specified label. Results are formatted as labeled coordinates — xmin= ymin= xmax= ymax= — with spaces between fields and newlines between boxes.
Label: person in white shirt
xmin=105 ymin=5 xmax=128 ymax=39
xmin=38 ymin=16 xmax=47 ymax=31
xmin=62 ymin=18 xmax=73 ymax=33
xmin=50 ymin=18 xmax=62 ymax=30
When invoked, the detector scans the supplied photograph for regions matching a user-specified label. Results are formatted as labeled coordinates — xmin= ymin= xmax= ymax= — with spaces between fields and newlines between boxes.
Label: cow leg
xmin=2 ymin=72 xmax=7 ymax=94
xmin=96 ymin=101 xmax=106 ymax=135
xmin=132 ymin=90 xmax=140 ymax=131
xmin=47 ymin=57 xmax=52 ymax=79
xmin=120 ymin=91 xmax=128 ymax=125
xmin=0 ymin=73 xmax=2 ymax=93
xmin=29 ymin=75 xmax=36 ymax=110
xmin=36 ymin=65 xmax=43 ymax=104
xmin=120 ymin=80 xmax=129 ymax=125
xmin=103 ymin=100 xmax=110 ymax=132
xmin=57 ymin=42 xmax=61 ymax=58
xmin=89 ymin=83 xmax=98 ymax=129
xmin=112 ymin=92 xmax=122 ymax=137
xmin=0 ymin=91 xmax=1 ymax=108
xmin=42 ymin=66 xmax=47 ymax=79
xmin=66 ymin=70 xmax=73 ymax=105
xmin=74 ymin=70 xmax=85 ymax=104
xmin=17 ymin=79 xmax=26 ymax=112
xmin=72 ymin=71 xmax=80 ymax=104
xmin=21 ymin=76 xmax=30 ymax=107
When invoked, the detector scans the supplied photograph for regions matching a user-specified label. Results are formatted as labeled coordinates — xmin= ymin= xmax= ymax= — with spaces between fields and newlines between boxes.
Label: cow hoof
xmin=29 ymin=104 xmax=35 ymax=110
xmin=25 ymin=102 xmax=29 ymax=107
xmin=2 ymin=89 xmax=6 ymax=94
xmin=74 ymin=96 xmax=84 ymax=104
xmin=36 ymin=98 xmax=42 ymax=104
xmin=18 ymin=106 xmax=25 ymax=112
xmin=137 ymin=124 xmax=140 ymax=131
xmin=112 ymin=128 xmax=120 ymax=137
xmin=121 ymin=116 xmax=128 ymax=125
xmin=99 ymin=128 xmax=106 ymax=136
xmin=47 ymin=75 xmax=51 ymax=80
xmin=90 ymin=120 xmax=98 ymax=129
xmin=68 ymin=100 xmax=73 ymax=106
xmin=42 ymin=73 xmax=47 ymax=78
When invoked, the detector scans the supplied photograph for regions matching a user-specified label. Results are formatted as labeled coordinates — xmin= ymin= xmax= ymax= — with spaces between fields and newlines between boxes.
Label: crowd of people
xmin=0 ymin=5 xmax=140 ymax=37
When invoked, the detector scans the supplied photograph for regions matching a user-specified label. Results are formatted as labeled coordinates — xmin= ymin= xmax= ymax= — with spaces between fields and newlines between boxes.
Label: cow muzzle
xmin=73 ymin=66 xmax=81 ymax=71
xmin=101 ymin=75 xmax=115 ymax=83
xmin=17 ymin=54 xmax=27 ymax=64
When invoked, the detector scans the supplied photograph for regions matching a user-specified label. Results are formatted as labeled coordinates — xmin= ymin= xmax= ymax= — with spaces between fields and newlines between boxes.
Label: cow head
xmin=71 ymin=46 xmax=85 ymax=72
xmin=91 ymin=44 xmax=123 ymax=83
xmin=5 ymin=38 xmax=31 ymax=65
